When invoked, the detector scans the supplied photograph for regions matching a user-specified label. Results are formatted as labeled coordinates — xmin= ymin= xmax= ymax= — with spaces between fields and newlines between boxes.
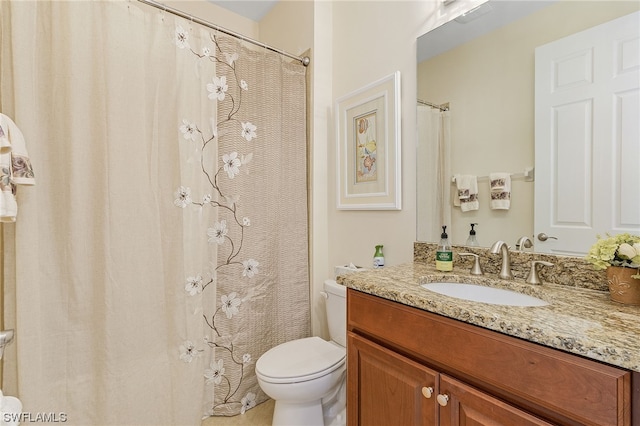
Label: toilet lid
xmin=256 ymin=336 xmax=345 ymax=383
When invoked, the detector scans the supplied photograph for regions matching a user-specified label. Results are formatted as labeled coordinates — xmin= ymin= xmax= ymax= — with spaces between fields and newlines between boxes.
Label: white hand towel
xmin=0 ymin=114 xmax=35 ymax=222
xmin=490 ymin=172 xmax=511 ymax=210
xmin=454 ymin=174 xmax=479 ymax=212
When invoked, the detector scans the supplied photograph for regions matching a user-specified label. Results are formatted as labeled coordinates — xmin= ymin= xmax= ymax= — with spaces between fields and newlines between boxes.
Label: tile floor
xmin=201 ymin=399 xmax=274 ymax=426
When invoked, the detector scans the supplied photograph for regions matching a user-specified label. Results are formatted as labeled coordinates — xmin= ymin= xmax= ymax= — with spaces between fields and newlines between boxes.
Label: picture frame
xmin=335 ymin=71 xmax=401 ymax=210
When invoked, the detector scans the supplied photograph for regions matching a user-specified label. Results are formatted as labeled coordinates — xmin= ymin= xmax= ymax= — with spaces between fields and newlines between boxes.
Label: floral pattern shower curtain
xmin=172 ymin=25 xmax=310 ymax=418
xmin=0 ymin=1 xmax=309 ymax=424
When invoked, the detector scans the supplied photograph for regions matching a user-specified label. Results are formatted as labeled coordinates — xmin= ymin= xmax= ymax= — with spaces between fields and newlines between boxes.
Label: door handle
xmin=537 ymin=233 xmax=558 ymax=242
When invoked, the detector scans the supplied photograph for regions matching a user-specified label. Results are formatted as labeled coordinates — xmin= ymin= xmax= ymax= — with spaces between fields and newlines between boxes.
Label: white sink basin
xmin=420 ymin=282 xmax=549 ymax=307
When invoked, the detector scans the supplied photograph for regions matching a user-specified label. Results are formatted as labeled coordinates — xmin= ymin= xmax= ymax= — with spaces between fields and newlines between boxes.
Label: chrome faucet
xmin=526 ymin=261 xmax=554 ymax=285
xmin=515 ymin=236 xmax=533 ymax=251
xmin=490 ymin=240 xmax=513 ymax=279
xmin=459 ymin=253 xmax=484 ymax=275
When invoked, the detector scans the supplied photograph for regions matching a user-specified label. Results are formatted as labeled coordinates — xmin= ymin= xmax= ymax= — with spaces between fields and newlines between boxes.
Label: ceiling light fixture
xmin=454 ymin=2 xmax=493 ymax=24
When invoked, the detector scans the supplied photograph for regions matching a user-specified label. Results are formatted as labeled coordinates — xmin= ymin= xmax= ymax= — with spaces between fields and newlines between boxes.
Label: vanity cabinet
xmin=347 ymin=289 xmax=633 ymax=426
xmin=348 ymin=333 xmax=552 ymax=425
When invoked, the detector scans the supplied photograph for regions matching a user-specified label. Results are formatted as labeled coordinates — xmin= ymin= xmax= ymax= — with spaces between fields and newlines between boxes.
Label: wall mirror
xmin=416 ymin=0 xmax=640 ymax=254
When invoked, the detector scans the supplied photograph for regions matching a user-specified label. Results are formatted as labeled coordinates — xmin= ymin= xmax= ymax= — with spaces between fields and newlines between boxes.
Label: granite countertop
xmin=337 ymin=262 xmax=640 ymax=372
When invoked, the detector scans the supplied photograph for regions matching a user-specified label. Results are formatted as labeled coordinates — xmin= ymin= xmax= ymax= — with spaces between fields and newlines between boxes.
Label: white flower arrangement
xmin=585 ymin=233 xmax=640 ymax=279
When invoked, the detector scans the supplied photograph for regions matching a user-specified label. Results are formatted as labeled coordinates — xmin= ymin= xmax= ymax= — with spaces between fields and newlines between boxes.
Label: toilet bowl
xmin=256 ymin=279 xmax=347 ymax=426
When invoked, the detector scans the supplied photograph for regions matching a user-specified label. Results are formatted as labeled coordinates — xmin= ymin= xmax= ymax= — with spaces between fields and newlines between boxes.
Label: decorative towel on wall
xmin=454 ymin=174 xmax=479 ymax=212
xmin=490 ymin=172 xmax=511 ymax=209
xmin=0 ymin=113 xmax=35 ymax=222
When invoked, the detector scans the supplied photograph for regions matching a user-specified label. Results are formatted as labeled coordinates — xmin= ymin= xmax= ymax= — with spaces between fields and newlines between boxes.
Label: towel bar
xmin=451 ymin=167 xmax=534 ymax=183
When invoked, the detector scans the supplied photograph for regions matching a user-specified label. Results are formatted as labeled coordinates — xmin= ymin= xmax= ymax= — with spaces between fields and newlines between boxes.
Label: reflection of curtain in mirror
xmin=417 ymin=105 xmax=451 ymax=241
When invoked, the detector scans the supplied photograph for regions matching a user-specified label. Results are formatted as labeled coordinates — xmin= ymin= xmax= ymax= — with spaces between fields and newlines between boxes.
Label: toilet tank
xmin=324 ymin=279 xmax=347 ymax=348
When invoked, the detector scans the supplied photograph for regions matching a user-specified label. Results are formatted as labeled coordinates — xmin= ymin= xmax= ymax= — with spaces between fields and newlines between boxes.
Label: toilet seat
xmin=256 ymin=336 xmax=346 ymax=384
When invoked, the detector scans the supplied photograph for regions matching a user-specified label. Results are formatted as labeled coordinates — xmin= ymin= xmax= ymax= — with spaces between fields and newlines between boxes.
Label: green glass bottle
xmin=373 ymin=245 xmax=385 ymax=269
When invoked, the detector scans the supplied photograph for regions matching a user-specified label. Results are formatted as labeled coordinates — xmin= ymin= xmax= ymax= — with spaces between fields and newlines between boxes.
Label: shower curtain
xmin=417 ymin=105 xmax=451 ymax=242
xmin=0 ymin=1 xmax=309 ymax=424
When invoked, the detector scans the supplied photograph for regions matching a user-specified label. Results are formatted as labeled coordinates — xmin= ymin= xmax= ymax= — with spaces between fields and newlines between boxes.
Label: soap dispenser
xmin=466 ymin=223 xmax=479 ymax=246
xmin=436 ymin=226 xmax=453 ymax=272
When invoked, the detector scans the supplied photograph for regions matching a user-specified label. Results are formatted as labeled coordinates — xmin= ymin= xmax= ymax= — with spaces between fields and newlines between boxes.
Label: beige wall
xmin=326 ymin=1 xmax=466 ymax=271
xmin=319 ymin=0 xmax=477 ymax=337
xmin=417 ymin=1 xmax=640 ymax=246
xmin=259 ymin=0 xmax=474 ymax=338
xmin=259 ymin=0 xmax=444 ymax=337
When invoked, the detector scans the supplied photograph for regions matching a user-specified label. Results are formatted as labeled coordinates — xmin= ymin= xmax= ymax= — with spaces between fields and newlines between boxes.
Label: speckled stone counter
xmin=337 ymin=261 xmax=640 ymax=372
xmin=414 ymin=242 xmax=610 ymax=291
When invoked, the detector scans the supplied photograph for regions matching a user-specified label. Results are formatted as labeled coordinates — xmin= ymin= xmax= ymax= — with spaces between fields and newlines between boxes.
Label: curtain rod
xmin=136 ymin=0 xmax=310 ymax=67
xmin=417 ymin=99 xmax=449 ymax=111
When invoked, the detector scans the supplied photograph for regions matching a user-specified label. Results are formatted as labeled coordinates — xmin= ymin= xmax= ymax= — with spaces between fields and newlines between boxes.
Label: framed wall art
xmin=335 ymin=71 xmax=401 ymax=210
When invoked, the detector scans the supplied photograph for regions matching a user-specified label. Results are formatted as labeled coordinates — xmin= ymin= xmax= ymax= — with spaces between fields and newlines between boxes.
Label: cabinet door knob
xmin=421 ymin=386 xmax=433 ymax=399
xmin=436 ymin=393 xmax=449 ymax=406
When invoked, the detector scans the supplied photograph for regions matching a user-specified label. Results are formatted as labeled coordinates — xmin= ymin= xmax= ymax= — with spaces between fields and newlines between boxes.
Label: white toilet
xmin=256 ymin=279 xmax=347 ymax=426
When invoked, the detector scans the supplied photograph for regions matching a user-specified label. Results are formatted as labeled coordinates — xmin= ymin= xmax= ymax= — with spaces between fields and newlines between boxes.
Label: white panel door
xmin=535 ymin=11 xmax=640 ymax=255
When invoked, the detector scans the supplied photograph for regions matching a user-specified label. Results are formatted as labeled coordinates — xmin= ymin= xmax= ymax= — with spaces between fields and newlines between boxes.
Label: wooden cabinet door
xmin=438 ymin=375 xmax=553 ymax=426
xmin=347 ymin=332 xmax=438 ymax=426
